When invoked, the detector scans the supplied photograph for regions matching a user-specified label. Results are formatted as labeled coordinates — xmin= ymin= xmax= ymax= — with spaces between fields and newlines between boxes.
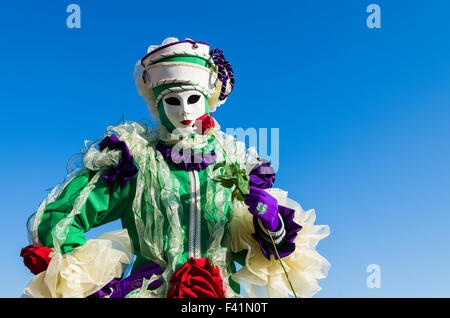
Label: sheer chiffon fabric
xmin=23 ymin=229 xmax=133 ymax=298
xmin=229 ymin=188 xmax=330 ymax=298
xmin=24 ymin=121 xmax=329 ymax=298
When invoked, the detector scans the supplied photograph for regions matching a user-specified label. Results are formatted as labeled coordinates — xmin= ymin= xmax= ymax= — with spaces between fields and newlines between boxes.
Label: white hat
xmin=134 ymin=37 xmax=234 ymax=120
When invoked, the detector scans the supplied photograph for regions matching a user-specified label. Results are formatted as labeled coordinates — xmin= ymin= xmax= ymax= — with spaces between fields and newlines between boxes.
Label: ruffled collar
xmin=157 ymin=125 xmax=211 ymax=149
xmin=155 ymin=139 xmax=217 ymax=171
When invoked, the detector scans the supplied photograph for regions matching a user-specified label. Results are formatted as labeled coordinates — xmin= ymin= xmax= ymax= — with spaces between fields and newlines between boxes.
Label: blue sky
xmin=1 ymin=0 xmax=449 ymax=297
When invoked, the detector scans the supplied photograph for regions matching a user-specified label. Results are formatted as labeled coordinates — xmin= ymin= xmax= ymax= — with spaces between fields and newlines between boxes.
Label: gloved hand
xmin=243 ymin=186 xmax=280 ymax=232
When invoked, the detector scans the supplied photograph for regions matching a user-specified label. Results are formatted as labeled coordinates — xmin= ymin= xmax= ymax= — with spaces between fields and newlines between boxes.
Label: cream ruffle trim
xmin=229 ymin=188 xmax=330 ymax=298
xmin=22 ymin=229 xmax=134 ymax=298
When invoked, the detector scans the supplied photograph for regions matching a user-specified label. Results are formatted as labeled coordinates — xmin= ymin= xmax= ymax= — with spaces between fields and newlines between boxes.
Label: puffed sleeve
xmin=228 ymin=187 xmax=330 ymax=298
xmin=23 ymin=134 xmax=138 ymax=298
xmin=246 ymin=159 xmax=302 ymax=260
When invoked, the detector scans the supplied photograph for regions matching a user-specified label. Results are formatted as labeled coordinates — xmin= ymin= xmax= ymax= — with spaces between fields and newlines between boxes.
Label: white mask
xmin=162 ymin=90 xmax=207 ymax=135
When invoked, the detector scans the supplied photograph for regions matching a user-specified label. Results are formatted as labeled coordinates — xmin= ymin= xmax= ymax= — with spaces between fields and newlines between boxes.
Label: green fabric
xmin=153 ymin=55 xmax=210 ymax=68
xmin=38 ymin=170 xmax=137 ymax=254
xmin=133 ymin=153 xmax=231 ymax=270
xmin=152 ymin=84 xmax=173 ymax=100
xmin=157 ymin=99 xmax=177 ymax=132
xmin=36 ymin=130 xmax=244 ymax=296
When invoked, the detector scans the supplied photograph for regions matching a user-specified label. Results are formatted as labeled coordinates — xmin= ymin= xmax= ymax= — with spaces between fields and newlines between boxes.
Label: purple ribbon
xmin=210 ymin=48 xmax=234 ymax=101
xmin=155 ymin=141 xmax=217 ymax=171
xmin=98 ymin=134 xmax=138 ymax=188
xmin=249 ymin=159 xmax=276 ymax=189
xmin=88 ymin=262 xmax=164 ymax=298
xmin=252 ymin=205 xmax=303 ymax=260
xmin=246 ymin=159 xmax=302 ymax=259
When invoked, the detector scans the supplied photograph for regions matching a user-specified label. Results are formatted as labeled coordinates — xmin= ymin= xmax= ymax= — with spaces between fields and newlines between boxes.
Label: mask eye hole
xmin=187 ymin=94 xmax=201 ymax=104
xmin=165 ymin=97 xmax=181 ymax=105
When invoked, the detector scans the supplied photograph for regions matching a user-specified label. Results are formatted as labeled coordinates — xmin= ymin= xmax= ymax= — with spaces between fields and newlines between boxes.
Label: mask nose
xmin=179 ymin=103 xmax=191 ymax=117
xmin=182 ymin=93 xmax=202 ymax=116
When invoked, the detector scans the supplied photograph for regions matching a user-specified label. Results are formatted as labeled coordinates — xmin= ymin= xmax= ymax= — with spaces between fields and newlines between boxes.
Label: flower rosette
xmin=193 ymin=113 xmax=215 ymax=136
xmin=98 ymin=134 xmax=138 ymax=188
xmin=20 ymin=244 xmax=53 ymax=275
xmin=249 ymin=158 xmax=276 ymax=190
xmin=167 ymin=257 xmax=225 ymax=298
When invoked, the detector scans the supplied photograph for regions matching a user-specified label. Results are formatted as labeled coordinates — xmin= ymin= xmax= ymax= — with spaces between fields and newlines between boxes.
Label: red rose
xmin=20 ymin=244 xmax=53 ymax=275
xmin=167 ymin=257 xmax=225 ymax=298
xmin=193 ymin=113 xmax=215 ymax=135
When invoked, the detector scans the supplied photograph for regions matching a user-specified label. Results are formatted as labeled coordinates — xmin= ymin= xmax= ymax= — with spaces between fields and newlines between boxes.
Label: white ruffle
xmin=83 ymin=147 xmax=121 ymax=171
xmin=229 ymin=188 xmax=330 ymax=298
xmin=213 ymin=130 xmax=260 ymax=174
xmin=23 ymin=229 xmax=133 ymax=298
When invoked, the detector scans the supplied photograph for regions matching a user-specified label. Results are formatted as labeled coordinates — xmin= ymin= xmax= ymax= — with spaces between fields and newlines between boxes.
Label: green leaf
xmin=213 ymin=161 xmax=227 ymax=171
xmin=237 ymin=173 xmax=250 ymax=195
xmin=232 ymin=188 xmax=245 ymax=202
xmin=213 ymin=177 xmax=236 ymax=189
xmin=213 ymin=175 xmax=236 ymax=183
xmin=239 ymin=169 xmax=250 ymax=181
xmin=224 ymin=164 xmax=239 ymax=177
xmin=213 ymin=161 xmax=249 ymax=196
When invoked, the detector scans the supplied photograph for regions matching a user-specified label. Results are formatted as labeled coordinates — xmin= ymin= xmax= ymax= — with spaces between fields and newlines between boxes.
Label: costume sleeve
xmin=37 ymin=169 xmax=135 ymax=254
xmin=247 ymin=159 xmax=302 ymax=259
xmin=23 ymin=134 xmax=138 ymax=298
xmin=228 ymin=186 xmax=330 ymax=298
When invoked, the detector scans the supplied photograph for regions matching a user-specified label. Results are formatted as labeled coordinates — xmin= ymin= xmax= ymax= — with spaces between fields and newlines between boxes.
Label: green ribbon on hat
xmin=154 ymin=55 xmax=210 ymax=68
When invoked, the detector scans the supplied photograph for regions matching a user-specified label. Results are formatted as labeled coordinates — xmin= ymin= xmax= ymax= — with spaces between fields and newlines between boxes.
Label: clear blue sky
xmin=1 ymin=0 xmax=449 ymax=297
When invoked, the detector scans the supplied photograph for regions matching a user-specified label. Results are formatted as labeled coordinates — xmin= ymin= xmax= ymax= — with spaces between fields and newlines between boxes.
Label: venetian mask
xmin=159 ymin=90 xmax=209 ymax=136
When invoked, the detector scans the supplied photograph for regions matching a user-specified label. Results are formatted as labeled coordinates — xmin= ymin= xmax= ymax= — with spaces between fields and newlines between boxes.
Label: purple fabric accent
xmin=87 ymin=277 xmax=122 ymax=298
xmin=98 ymin=134 xmax=138 ymax=188
xmin=210 ymin=49 xmax=234 ymax=101
xmin=155 ymin=142 xmax=217 ymax=171
xmin=87 ymin=262 xmax=164 ymax=298
xmin=141 ymin=39 xmax=210 ymax=66
xmin=243 ymin=186 xmax=280 ymax=231
xmin=249 ymin=159 xmax=276 ymax=189
xmin=252 ymin=205 xmax=303 ymax=260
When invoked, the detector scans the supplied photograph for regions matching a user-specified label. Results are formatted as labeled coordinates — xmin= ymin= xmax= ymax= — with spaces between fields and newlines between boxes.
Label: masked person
xmin=21 ymin=37 xmax=330 ymax=298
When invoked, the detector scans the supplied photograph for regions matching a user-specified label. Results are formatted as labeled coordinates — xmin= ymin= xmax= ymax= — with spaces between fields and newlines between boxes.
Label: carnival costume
xmin=21 ymin=37 xmax=330 ymax=298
